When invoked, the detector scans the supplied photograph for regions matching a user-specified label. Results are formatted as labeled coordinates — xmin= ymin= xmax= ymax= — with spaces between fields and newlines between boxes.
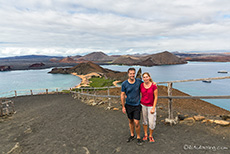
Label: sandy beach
xmin=71 ymin=72 xmax=121 ymax=88
xmin=71 ymin=72 xmax=101 ymax=88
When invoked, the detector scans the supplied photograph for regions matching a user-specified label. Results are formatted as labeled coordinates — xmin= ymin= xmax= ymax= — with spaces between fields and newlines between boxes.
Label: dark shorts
xmin=125 ymin=104 xmax=142 ymax=120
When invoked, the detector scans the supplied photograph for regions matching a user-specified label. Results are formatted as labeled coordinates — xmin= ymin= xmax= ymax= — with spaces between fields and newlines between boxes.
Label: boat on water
xmin=218 ymin=70 xmax=228 ymax=73
xmin=202 ymin=80 xmax=211 ymax=83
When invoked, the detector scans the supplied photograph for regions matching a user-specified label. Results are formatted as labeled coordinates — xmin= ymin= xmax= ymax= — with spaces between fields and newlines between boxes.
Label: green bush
xmin=89 ymin=77 xmax=114 ymax=87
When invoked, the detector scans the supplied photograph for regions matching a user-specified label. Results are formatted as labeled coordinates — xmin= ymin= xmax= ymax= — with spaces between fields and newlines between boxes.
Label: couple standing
xmin=121 ymin=68 xmax=158 ymax=146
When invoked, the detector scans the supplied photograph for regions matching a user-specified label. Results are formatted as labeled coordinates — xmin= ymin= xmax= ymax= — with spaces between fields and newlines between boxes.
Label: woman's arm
xmin=150 ymin=89 xmax=158 ymax=114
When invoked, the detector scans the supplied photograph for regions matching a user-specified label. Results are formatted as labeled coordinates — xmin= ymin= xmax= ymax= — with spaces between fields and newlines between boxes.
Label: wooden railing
xmin=1 ymin=76 xmax=230 ymax=124
xmin=0 ymin=87 xmax=71 ymax=117
xmin=157 ymin=76 xmax=230 ymax=124
xmin=0 ymin=87 xmax=71 ymax=98
xmin=71 ymin=76 xmax=230 ymax=125
xmin=0 ymin=99 xmax=15 ymax=116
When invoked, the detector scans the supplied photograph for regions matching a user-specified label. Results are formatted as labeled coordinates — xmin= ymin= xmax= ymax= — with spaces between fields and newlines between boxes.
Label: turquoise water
xmin=1 ymin=62 xmax=230 ymax=111
xmin=102 ymin=62 xmax=230 ymax=111
xmin=0 ymin=68 xmax=81 ymax=96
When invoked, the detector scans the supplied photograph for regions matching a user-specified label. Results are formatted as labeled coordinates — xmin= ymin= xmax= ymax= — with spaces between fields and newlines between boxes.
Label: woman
xmin=140 ymin=72 xmax=158 ymax=143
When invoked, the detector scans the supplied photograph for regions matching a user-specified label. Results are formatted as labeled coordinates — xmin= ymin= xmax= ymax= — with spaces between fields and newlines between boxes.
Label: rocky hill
xmin=49 ymin=62 xmax=127 ymax=81
xmin=71 ymin=55 xmax=82 ymax=60
xmin=112 ymin=51 xmax=187 ymax=66
xmin=174 ymin=52 xmax=230 ymax=62
xmin=76 ymin=52 xmax=115 ymax=62
xmin=111 ymin=55 xmax=141 ymax=65
xmin=143 ymin=51 xmax=187 ymax=65
xmin=184 ymin=56 xmax=230 ymax=62
xmin=59 ymin=57 xmax=77 ymax=63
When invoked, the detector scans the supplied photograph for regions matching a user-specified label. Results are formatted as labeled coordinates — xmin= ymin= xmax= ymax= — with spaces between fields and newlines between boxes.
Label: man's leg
xmin=134 ymin=119 xmax=143 ymax=145
xmin=128 ymin=119 xmax=135 ymax=136
xmin=127 ymin=118 xmax=136 ymax=142
xmin=134 ymin=119 xmax=141 ymax=139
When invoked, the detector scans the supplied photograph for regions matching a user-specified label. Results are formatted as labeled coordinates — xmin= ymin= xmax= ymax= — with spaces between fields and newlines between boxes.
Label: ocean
xmin=102 ymin=62 xmax=230 ymax=111
xmin=0 ymin=68 xmax=81 ymax=97
xmin=0 ymin=62 xmax=230 ymax=111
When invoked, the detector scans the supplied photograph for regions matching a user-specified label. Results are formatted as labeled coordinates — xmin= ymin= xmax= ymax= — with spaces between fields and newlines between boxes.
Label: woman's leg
xmin=141 ymin=104 xmax=148 ymax=137
xmin=148 ymin=108 xmax=157 ymax=138
xmin=149 ymin=128 xmax=154 ymax=137
xmin=143 ymin=125 xmax=148 ymax=137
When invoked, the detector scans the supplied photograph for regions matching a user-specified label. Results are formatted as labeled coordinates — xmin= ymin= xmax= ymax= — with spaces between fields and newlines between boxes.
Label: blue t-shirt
xmin=121 ymin=78 xmax=143 ymax=106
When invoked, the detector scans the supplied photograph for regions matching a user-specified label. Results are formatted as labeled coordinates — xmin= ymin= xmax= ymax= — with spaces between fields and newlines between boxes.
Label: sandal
xmin=149 ymin=137 xmax=155 ymax=143
xmin=143 ymin=135 xmax=148 ymax=141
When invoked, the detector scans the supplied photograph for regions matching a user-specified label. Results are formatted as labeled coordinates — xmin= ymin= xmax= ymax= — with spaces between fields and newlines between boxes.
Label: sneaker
xmin=137 ymin=138 xmax=143 ymax=146
xmin=127 ymin=135 xmax=135 ymax=142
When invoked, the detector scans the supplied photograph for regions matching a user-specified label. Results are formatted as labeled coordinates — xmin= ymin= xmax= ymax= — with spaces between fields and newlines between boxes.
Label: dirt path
xmin=1 ymin=94 xmax=230 ymax=154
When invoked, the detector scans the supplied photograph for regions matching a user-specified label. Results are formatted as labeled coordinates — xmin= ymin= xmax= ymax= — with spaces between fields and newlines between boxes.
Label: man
xmin=121 ymin=68 xmax=143 ymax=145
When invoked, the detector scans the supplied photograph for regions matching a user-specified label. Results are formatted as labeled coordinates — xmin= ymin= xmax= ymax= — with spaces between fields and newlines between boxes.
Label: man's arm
xmin=121 ymin=92 xmax=126 ymax=114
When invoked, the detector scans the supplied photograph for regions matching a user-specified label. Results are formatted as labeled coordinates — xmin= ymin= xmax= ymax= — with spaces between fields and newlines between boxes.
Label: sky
xmin=0 ymin=0 xmax=230 ymax=57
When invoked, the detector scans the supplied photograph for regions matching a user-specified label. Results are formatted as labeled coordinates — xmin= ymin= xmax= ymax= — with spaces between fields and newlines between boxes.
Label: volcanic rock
xmin=49 ymin=62 xmax=127 ymax=81
xmin=112 ymin=51 xmax=187 ymax=66
xmin=59 ymin=57 xmax=77 ymax=63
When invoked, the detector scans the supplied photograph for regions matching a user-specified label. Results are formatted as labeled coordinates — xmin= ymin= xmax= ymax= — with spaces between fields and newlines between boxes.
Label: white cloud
xmin=0 ymin=0 xmax=230 ymax=57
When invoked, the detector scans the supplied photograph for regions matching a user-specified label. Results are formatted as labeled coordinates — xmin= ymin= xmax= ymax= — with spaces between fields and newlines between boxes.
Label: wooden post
xmin=167 ymin=82 xmax=173 ymax=119
xmin=93 ymin=87 xmax=96 ymax=103
xmin=46 ymin=89 xmax=48 ymax=95
xmin=11 ymin=100 xmax=15 ymax=113
xmin=14 ymin=90 xmax=17 ymax=97
xmin=108 ymin=86 xmax=111 ymax=107
xmin=0 ymin=101 xmax=3 ymax=117
xmin=30 ymin=90 xmax=33 ymax=96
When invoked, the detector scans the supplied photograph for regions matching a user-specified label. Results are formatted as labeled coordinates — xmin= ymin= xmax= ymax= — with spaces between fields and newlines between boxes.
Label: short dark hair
xmin=128 ymin=67 xmax=136 ymax=73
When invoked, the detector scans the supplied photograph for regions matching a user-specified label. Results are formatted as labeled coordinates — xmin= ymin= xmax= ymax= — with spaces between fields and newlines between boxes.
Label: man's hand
xmin=122 ymin=107 xmax=126 ymax=114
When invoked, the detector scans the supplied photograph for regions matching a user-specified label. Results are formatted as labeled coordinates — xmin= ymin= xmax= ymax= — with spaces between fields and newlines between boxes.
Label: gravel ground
xmin=0 ymin=94 xmax=230 ymax=154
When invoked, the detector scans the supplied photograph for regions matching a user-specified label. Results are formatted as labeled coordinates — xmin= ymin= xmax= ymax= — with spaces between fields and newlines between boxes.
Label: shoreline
xmin=69 ymin=72 xmax=230 ymax=113
xmin=71 ymin=72 xmax=101 ymax=88
xmin=71 ymin=72 xmax=122 ymax=88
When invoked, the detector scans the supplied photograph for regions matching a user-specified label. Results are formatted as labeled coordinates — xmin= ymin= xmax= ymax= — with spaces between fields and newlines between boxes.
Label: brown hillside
xmin=185 ymin=55 xmax=230 ymax=62
xmin=49 ymin=62 xmax=127 ymax=81
xmin=71 ymin=55 xmax=82 ymax=60
xmin=112 ymin=55 xmax=141 ymax=65
xmin=141 ymin=51 xmax=187 ymax=65
xmin=59 ymin=57 xmax=77 ymax=63
xmin=69 ymin=62 xmax=106 ymax=74
xmin=50 ymin=58 xmax=61 ymax=63
xmin=77 ymin=52 xmax=115 ymax=62
xmin=112 ymin=51 xmax=187 ymax=66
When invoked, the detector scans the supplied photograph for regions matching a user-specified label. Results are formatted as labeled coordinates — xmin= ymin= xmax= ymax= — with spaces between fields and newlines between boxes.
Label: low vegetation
xmin=89 ymin=76 xmax=114 ymax=87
